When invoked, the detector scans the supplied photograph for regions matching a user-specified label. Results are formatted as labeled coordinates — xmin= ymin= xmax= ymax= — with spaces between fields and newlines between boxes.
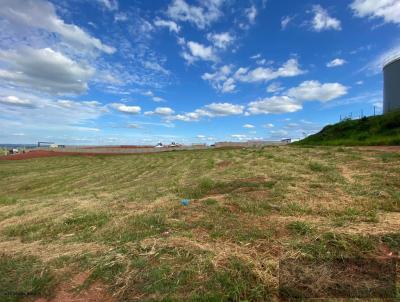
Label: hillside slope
xmin=296 ymin=110 xmax=400 ymax=146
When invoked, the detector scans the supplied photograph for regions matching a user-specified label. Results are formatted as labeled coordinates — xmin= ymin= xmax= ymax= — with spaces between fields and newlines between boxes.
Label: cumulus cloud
xmin=287 ymin=80 xmax=348 ymax=102
xmin=183 ymin=41 xmax=217 ymax=63
xmin=167 ymin=0 xmax=224 ymax=29
xmin=247 ymin=96 xmax=302 ymax=115
xmin=0 ymin=0 xmax=116 ymax=54
xmin=350 ymin=0 xmax=400 ymax=24
xmin=111 ymin=103 xmax=141 ymax=114
xmin=154 ymin=19 xmax=180 ymax=33
xmin=327 ymin=58 xmax=347 ymax=67
xmin=235 ymin=59 xmax=305 ymax=83
xmin=204 ymin=102 xmax=244 ymax=116
xmin=243 ymin=124 xmax=255 ymax=129
xmin=0 ymin=48 xmax=94 ymax=94
xmin=311 ymin=5 xmax=341 ymax=31
xmin=207 ymin=32 xmax=235 ymax=49
xmin=168 ymin=102 xmax=244 ymax=122
xmin=146 ymin=107 xmax=175 ymax=116
xmin=202 ymin=65 xmax=236 ymax=92
xmin=203 ymin=59 xmax=305 ymax=93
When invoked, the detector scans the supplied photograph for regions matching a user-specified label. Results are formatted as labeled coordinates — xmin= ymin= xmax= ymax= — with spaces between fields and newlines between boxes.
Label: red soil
xmin=0 ymin=150 xmax=122 ymax=160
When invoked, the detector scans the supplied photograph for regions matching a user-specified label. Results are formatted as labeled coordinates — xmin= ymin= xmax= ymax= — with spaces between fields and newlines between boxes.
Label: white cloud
xmin=142 ymin=61 xmax=170 ymax=75
xmin=263 ymin=123 xmax=274 ymax=128
xmin=327 ymin=58 xmax=347 ymax=67
xmin=0 ymin=48 xmax=94 ymax=94
xmin=235 ymin=59 xmax=305 ymax=83
xmin=311 ymin=5 xmax=342 ymax=31
xmin=267 ymin=82 xmax=284 ymax=93
xmin=367 ymin=42 xmax=400 ymax=73
xmin=111 ymin=103 xmax=141 ymax=114
xmin=203 ymin=59 xmax=305 ymax=93
xmin=154 ymin=107 xmax=175 ymax=115
xmin=0 ymin=91 xmax=106 ymax=135
xmin=168 ymin=102 xmax=244 ymax=122
xmin=231 ymin=134 xmax=248 ymax=140
xmin=247 ymin=96 xmax=302 ymax=115
xmin=167 ymin=0 xmax=224 ymax=29
xmin=281 ymin=16 xmax=293 ymax=30
xmin=154 ymin=19 xmax=180 ymax=33
xmin=98 ymin=0 xmax=119 ymax=11
xmin=202 ymin=65 xmax=236 ymax=93
xmin=204 ymin=102 xmax=244 ymax=116
xmin=184 ymin=41 xmax=217 ymax=62
xmin=243 ymin=124 xmax=255 ymax=129
xmin=152 ymin=97 xmax=165 ymax=102
xmin=287 ymin=80 xmax=348 ymax=102
xmin=207 ymin=32 xmax=234 ymax=49
xmin=114 ymin=13 xmax=128 ymax=22
xmin=0 ymin=95 xmax=35 ymax=108
xmin=350 ymin=0 xmax=400 ymax=24
xmin=245 ymin=5 xmax=258 ymax=24
xmin=0 ymin=0 xmax=115 ymax=54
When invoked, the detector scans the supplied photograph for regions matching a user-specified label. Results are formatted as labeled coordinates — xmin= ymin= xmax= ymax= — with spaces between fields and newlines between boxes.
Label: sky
xmin=0 ymin=0 xmax=399 ymax=145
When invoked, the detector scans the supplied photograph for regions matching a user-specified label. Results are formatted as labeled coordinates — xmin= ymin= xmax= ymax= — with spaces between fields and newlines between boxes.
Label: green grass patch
xmin=308 ymin=161 xmax=332 ymax=172
xmin=286 ymin=221 xmax=313 ymax=236
xmin=296 ymin=232 xmax=376 ymax=258
xmin=0 ymin=254 xmax=55 ymax=302
xmin=100 ymin=213 xmax=168 ymax=244
xmin=3 ymin=211 xmax=110 ymax=242
xmin=0 ymin=196 xmax=18 ymax=206
xmin=295 ymin=111 xmax=400 ymax=146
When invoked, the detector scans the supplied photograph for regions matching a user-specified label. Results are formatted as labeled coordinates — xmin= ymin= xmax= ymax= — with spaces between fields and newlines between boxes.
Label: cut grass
xmin=0 ymin=254 xmax=55 ymax=302
xmin=286 ymin=221 xmax=313 ymax=236
xmin=0 ymin=146 xmax=399 ymax=300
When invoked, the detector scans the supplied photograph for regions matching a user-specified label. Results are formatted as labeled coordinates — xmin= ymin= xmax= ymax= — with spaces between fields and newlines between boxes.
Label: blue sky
xmin=0 ymin=0 xmax=399 ymax=145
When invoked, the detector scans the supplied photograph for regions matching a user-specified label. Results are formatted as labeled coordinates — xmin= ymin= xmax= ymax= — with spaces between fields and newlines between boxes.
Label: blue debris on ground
xmin=181 ymin=199 xmax=190 ymax=206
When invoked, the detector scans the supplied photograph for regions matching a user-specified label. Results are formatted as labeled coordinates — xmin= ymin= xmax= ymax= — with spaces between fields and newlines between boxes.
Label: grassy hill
xmin=296 ymin=110 xmax=400 ymax=146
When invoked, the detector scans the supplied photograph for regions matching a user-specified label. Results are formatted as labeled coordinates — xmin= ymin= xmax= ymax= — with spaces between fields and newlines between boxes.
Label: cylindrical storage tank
xmin=383 ymin=56 xmax=400 ymax=114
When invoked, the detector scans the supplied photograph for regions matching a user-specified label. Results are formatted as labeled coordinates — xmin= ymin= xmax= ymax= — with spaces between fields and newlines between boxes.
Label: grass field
xmin=0 ymin=146 xmax=399 ymax=301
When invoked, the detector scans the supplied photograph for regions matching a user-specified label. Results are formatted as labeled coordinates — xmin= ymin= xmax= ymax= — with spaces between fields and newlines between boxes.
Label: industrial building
xmin=383 ymin=55 xmax=400 ymax=114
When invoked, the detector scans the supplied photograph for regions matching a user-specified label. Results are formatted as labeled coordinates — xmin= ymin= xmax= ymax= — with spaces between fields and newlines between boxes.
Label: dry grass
xmin=0 ymin=146 xmax=399 ymax=301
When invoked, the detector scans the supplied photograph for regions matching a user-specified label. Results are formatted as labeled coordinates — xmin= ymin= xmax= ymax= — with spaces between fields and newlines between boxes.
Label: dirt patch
xmin=32 ymin=272 xmax=116 ymax=302
xmin=216 ymin=160 xmax=232 ymax=168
